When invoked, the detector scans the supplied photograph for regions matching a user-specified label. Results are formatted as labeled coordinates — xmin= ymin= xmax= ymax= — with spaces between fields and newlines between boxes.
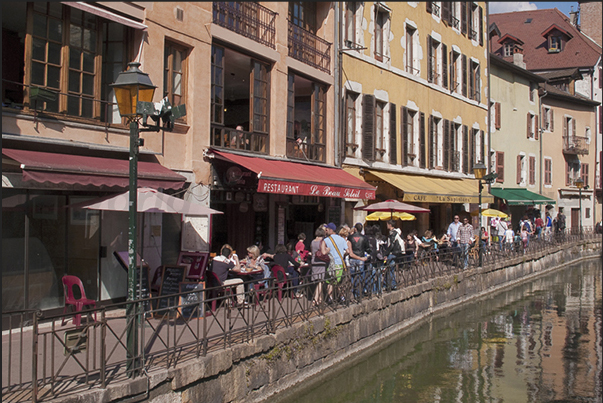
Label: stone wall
xmin=64 ymin=240 xmax=601 ymax=403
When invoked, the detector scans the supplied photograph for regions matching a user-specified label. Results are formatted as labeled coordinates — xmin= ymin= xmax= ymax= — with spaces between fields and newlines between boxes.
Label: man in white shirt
xmin=447 ymin=215 xmax=462 ymax=247
xmin=496 ymin=218 xmax=508 ymax=251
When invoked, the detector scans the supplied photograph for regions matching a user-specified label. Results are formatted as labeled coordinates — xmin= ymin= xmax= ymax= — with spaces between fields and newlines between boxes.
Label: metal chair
xmin=61 ymin=275 xmax=97 ymax=327
xmin=270 ymin=265 xmax=289 ymax=301
xmin=205 ymin=271 xmax=236 ymax=313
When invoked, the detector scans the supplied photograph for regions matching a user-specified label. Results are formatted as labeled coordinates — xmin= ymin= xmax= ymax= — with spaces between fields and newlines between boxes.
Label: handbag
xmin=315 ymin=240 xmax=331 ymax=263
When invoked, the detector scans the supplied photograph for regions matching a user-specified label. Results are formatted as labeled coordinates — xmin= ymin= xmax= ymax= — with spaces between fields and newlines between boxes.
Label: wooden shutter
xmin=462 ymin=125 xmax=468 ymax=174
xmin=442 ymin=43 xmax=448 ymax=89
xmin=479 ymin=6 xmax=483 ymax=46
xmin=390 ymin=103 xmax=397 ymax=164
xmin=480 ymin=130 xmax=485 ymax=165
xmin=427 ymin=36 xmax=433 ymax=83
xmin=461 ymin=2 xmax=467 ymax=34
xmin=517 ymin=155 xmax=522 ymax=184
xmin=529 ymin=156 xmax=536 ymax=185
xmin=551 ymin=109 xmax=554 ymax=132
xmin=450 ymin=121 xmax=456 ymax=170
xmin=495 ymin=102 xmax=501 ymax=129
xmin=426 ymin=1 xmax=432 ymax=14
xmin=466 ymin=3 xmax=472 ymax=36
xmin=544 ymin=159 xmax=552 ymax=185
xmin=443 ymin=119 xmax=450 ymax=170
xmin=563 ymin=117 xmax=568 ymax=138
xmin=450 ymin=50 xmax=455 ymax=92
xmin=419 ymin=112 xmax=426 ymax=169
xmin=441 ymin=2 xmax=451 ymax=23
xmin=565 ymin=161 xmax=570 ymax=186
xmin=470 ymin=129 xmax=475 ymax=172
xmin=428 ymin=115 xmax=434 ymax=168
xmin=527 ymin=113 xmax=531 ymax=138
xmin=572 ymin=118 xmax=576 ymax=137
xmin=475 ymin=65 xmax=480 ymax=102
xmin=362 ymin=94 xmax=375 ymax=161
xmin=496 ymin=152 xmax=504 ymax=182
xmin=402 ymin=106 xmax=408 ymax=166
xmin=469 ymin=61 xmax=475 ymax=100
xmin=581 ymin=163 xmax=589 ymax=186
xmin=535 ymin=115 xmax=539 ymax=139
xmin=462 ymin=55 xmax=467 ymax=97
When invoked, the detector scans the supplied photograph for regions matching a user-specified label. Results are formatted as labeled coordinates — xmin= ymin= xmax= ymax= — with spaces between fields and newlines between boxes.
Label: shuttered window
xmin=419 ymin=112 xmax=426 ymax=169
xmin=496 ymin=151 xmax=504 ymax=183
xmin=529 ymin=156 xmax=536 ymax=185
xmin=443 ymin=119 xmax=450 ymax=171
xmin=390 ymin=103 xmax=397 ymax=164
xmin=462 ymin=54 xmax=467 ymax=97
xmin=495 ymin=102 xmax=501 ymax=129
xmin=462 ymin=125 xmax=469 ymax=174
xmin=580 ymin=163 xmax=589 ymax=187
xmin=517 ymin=155 xmax=523 ymax=185
xmin=478 ymin=6 xmax=483 ymax=46
xmin=442 ymin=43 xmax=448 ymax=89
xmin=402 ymin=106 xmax=409 ymax=166
xmin=362 ymin=94 xmax=375 ymax=161
xmin=544 ymin=158 xmax=552 ymax=185
xmin=428 ymin=115 xmax=435 ymax=169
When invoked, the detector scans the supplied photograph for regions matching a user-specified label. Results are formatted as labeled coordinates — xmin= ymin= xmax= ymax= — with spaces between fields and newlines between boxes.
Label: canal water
xmin=279 ymin=258 xmax=602 ymax=403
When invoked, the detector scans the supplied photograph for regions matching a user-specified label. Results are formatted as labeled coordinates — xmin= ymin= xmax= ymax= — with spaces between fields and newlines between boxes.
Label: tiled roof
xmin=490 ymin=8 xmax=601 ymax=71
xmin=535 ymin=68 xmax=582 ymax=81
xmin=540 ymin=82 xmax=600 ymax=106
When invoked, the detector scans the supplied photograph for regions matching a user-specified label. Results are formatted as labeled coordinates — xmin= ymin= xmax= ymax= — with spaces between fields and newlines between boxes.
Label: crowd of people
xmin=206 ymin=207 xmax=576 ymax=308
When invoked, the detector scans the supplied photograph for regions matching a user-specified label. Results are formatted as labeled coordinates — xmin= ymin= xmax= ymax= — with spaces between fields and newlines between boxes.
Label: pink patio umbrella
xmin=354 ymin=199 xmax=430 ymax=217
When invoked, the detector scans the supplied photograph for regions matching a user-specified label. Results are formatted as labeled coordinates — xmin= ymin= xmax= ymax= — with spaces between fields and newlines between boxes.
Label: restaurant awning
xmin=365 ymin=170 xmax=494 ymax=204
xmin=490 ymin=188 xmax=556 ymax=205
xmin=2 ymin=148 xmax=186 ymax=190
xmin=209 ymin=149 xmax=376 ymax=199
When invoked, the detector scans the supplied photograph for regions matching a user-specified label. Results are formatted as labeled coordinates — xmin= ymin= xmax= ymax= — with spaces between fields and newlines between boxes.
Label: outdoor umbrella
xmin=470 ymin=208 xmax=508 ymax=218
xmin=68 ymin=187 xmax=223 ymax=216
xmin=355 ymin=199 xmax=430 ymax=215
xmin=365 ymin=211 xmax=416 ymax=221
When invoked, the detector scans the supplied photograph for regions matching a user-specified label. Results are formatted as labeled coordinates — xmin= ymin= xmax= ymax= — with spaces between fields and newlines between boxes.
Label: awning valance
xmin=209 ymin=149 xmax=376 ymax=199
xmin=490 ymin=188 xmax=556 ymax=205
xmin=366 ymin=170 xmax=494 ymax=204
xmin=62 ymin=2 xmax=147 ymax=30
xmin=2 ymin=148 xmax=186 ymax=190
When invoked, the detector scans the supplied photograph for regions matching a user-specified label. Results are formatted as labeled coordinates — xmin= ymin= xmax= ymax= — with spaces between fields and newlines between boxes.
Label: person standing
xmin=321 ymin=223 xmax=350 ymax=303
xmin=534 ymin=212 xmax=544 ymax=240
xmin=456 ymin=217 xmax=474 ymax=269
xmin=309 ymin=226 xmax=326 ymax=306
xmin=544 ymin=211 xmax=553 ymax=241
xmin=383 ymin=220 xmax=405 ymax=290
xmin=496 ymin=217 xmax=508 ymax=251
xmin=348 ymin=222 xmax=371 ymax=299
xmin=447 ymin=215 xmax=462 ymax=247
xmin=555 ymin=208 xmax=566 ymax=237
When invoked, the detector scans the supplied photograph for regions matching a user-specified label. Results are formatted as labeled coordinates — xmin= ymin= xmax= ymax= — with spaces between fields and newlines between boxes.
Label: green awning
xmin=490 ymin=188 xmax=556 ymax=205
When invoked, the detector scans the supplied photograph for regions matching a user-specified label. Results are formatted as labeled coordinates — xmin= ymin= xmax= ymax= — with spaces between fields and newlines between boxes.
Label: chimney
xmin=569 ymin=6 xmax=579 ymax=28
xmin=513 ymin=44 xmax=526 ymax=69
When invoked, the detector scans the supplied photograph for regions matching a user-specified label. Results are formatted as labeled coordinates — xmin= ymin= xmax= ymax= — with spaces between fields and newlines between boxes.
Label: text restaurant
xmin=206 ymin=148 xmax=376 ymax=255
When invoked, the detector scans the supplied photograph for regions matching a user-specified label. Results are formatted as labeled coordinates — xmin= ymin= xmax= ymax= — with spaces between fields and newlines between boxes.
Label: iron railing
xmin=2 ymin=229 xmax=599 ymax=402
xmin=562 ymin=135 xmax=589 ymax=155
xmin=211 ymin=124 xmax=268 ymax=154
xmin=286 ymin=138 xmax=326 ymax=163
xmin=431 ymin=3 xmax=441 ymax=17
xmin=212 ymin=2 xmax=276 ymax=49
xmin=451 ymin=16 xmax=460 ymax=29
xmin=288 ymin=22 xmax=331 ymax=74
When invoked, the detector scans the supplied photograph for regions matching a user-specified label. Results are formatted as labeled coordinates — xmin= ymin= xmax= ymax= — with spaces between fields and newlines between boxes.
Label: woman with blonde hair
xmin=241 ymin=244 xmax=271 ymax=286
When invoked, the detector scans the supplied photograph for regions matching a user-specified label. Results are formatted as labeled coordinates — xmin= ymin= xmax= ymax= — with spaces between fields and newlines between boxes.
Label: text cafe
xmin=207 ymin=149 xmax=376 ymax=255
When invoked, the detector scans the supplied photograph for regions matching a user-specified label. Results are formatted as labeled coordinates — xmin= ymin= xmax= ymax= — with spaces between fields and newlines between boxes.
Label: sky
xmin=489 ymin=2 xmax=580 ymax=18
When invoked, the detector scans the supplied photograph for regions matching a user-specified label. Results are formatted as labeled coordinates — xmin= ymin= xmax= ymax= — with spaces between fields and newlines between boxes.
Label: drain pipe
xmin=334 ymin=2 xmax=342 ymax=167
xmin=538 ymin=86 xmax=548 ymax=196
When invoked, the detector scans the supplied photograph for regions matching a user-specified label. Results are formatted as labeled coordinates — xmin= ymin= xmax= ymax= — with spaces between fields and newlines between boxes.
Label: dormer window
xmin=549 ymin=36 xmax=561 ymax=52
xmin=503 ymin=43 xmax=513 ymax=57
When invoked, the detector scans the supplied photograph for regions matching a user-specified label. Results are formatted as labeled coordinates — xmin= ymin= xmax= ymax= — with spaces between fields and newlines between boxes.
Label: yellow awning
xmin=366 ymin=170 xmax=494 ymax=204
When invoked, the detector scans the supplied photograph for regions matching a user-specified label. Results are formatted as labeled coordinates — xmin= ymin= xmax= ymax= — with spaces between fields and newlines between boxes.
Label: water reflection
xmin=282 ymin=259 xmax=602 ymax=403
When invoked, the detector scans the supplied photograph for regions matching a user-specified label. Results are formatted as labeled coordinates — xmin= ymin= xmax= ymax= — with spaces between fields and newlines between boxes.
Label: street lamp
xmin=473 ymin=162 xmax=487 ymax=267
xmin=575 ymin=177 xmax=584 ymax=238
xmin=111 ymin=62 xmax=156 ymax=377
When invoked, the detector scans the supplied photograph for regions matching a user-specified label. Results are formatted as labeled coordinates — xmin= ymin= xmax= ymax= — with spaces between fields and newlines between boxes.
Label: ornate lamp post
xmin=575 ymin=177 xmax=584 ymax=238
xmin=110 ymin=62 xmax=156 ymax=377
xmin=473 ymin=162 xmax=487 ymax=267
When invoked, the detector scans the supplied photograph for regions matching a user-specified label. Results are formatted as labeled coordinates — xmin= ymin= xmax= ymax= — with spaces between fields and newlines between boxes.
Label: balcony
xmin=288 ymin=22 xmax=331 ymax=74
xmin=563 ymin=135 xmax=589 ymax=155
xmin=432 ymin=3 xmax=441 ymax=17
xmin=469 ymin=29 xmax=477 ymax=41
xmin=211 ymin=125 xmax=268 ymax=154
xmin=213 ymin=2 xmax=276 ymax=49
xmin=286 ymin=138 xmax=325 ymax=163
xmin=451 ymin=16 xmax=460 ymax=29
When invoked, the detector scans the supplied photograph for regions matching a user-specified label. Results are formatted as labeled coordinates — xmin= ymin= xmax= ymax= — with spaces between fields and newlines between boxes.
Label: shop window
xmin=164 ymin=41 xmax=188 ymax=122
xmin=286 ymin=72 xmax=326 ymax=162
xmin=210 ymin=45 xmax=270 ymax=153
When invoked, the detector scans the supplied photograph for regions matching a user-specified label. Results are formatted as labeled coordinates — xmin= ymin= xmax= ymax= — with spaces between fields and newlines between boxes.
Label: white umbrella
xmin=68 ymin=187 xmax=222 ymax=216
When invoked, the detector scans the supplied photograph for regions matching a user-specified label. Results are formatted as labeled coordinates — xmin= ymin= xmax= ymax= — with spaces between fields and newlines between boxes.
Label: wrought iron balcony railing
xmin=211 ymin=125 xmax=268 ymax=154
xmin=212 ymin=2 xmax=276 ymax=49
xmin=563 ymin=135 xmax=589 ymax=155
xmin=286 ymin=138 xmax=326 ymax=163
xmin=432 ymin=3 xmax=441 ymax=17
xmin=451 ymin=16 xmax=460 ymax=29
xmin=288 ymin=22 xmax=331 ymax=74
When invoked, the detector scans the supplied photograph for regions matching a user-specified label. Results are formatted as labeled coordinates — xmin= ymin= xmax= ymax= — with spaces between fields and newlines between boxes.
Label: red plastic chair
xmin=270 ymin=265 xmax=289 ymax=302
xmin=61 ymin=275 xmax=97 ymax=326
xmin=205 ymin=271 xmax=236 ymax=313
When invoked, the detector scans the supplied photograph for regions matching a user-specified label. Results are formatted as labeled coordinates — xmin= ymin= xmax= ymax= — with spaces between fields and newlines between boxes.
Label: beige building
xmin=340 ymin=1 xmax=492 ymax=235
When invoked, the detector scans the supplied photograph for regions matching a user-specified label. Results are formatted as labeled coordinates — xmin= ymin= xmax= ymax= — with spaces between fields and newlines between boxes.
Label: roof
xmin=489 ymin=8 xmax=601 ymax=71
xmin=539 ymin=82 xmax=600 ymax=106
xmin=497 ymin=33 xmax=524 ymax=45
xmin=490 ymin=54 xmax=546 ymax=82
xmin=535 ymin=68 xmax=582 ymax=81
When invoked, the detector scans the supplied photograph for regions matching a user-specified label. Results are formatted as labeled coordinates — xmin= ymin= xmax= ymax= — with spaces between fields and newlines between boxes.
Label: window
xmin=494 ymin=102 xmax=502 ymax=130
xmin=442 ymin=119 xmax=458 ymax=172
xmin=344 ymin=2 xmax=359 ymax=47
xmin=526 ymin=113 xmax=537 ymax=139
xmin=26 ymin=3 xmax=131 ymax=120
xmin=375 ymin=101 xmax=385 ymax=155
xmin=517 ymin=154 xmax=526 ymax=185
xmin=549 ymin=36 xmax=561 ymax=52
xmin=580 ymin=163 xmax=589 ymax=187
xmin=462 ymin=54 xmax=468 ymax=97
xmin=211 ymin=45 xmax=270 ymax=153
xmin=468 ymin=3 xmax=478 ymax=41
xmin=361 ymin=95 xmax=390 ymax=162
xmin=427 ymin=36 xmax=440 ymax=84
xmin=428 ymin=115 xmax=441 ymax=169
xmin=401 ymin=106 xmax=417 ymax=166
xmin=450 ymin=50 xmax=460 ymax=93
xmin=289 ymin=2 xmax=316 ymax=32
xmin=374 ymin=4 xmax=390 ymax=62
xmin=405 ymin=26 xmax=418 ymax=75
xmin=286 ymin=72 xmax=326 ymax=162
xmin=503 ymin=42 xmax=513 ymax=57
xmin=565 ymin=160 xmax=579 ymax=186
xmin=462 ymin=125 xmax=469 ymax=174
xmin=542 ymin=106 xmax=554 ymax=132
xmin=496 ymin=151 xmax=504 ymax=183
xmin=164 ymin=41 xmax=188 ymax=119
xmin=544 ymin=158 xmax=552 ymax=185
xmin=529 ymin=156 xmax=536 ymax=185
xmin=345 ymin=91 xmax=359 ymax=157
xmin=469 ymin=60 xmax=480 ymax=102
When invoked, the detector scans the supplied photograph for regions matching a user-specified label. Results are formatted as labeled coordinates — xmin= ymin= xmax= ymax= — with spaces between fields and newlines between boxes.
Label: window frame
xmin=344 ymin=2 xmax=359 ymax=47
xmin=345 ymin=90 xmax=359 ymax=157
xmin=374 ymin=5 xmax=390 ymax=62
xmin=528 ymin=155 xmax=536 ymax=186
xmin=580 ymin=163 xmax=589 ymax=187
xmin=544 ymin=158 xmax=552 ymax=186
xmin=405 ymin=25 xmax=417 ymax=75
xmin=163 ymin=40 xmax=188 ymax=122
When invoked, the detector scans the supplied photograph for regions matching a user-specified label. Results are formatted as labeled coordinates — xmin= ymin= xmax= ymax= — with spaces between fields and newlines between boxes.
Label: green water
xmin=279 ymin=259 xmax=602 ymax=403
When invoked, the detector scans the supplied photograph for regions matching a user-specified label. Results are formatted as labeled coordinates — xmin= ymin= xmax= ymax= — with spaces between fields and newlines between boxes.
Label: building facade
xmin=340 ymin=1 xmax=492 ymax=235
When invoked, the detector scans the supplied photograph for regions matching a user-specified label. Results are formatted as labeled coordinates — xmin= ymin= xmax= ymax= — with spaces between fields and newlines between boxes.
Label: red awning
xmin=2 ymin=148 xmax=186 ymax=190
xmin=210 ymin=149 xmax=376 ymax=199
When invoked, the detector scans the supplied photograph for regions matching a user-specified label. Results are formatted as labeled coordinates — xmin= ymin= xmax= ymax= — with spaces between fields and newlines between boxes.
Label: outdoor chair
xmin=61 ymin=275 xmax=97 ymax=327
xmin=270 ymin=265 xmax=290 ymax=301
xmin=204 ymin=271 xmax=236 ymax=314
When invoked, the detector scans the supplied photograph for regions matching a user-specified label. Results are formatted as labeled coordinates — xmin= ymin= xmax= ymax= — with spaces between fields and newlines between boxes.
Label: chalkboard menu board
xmin=155 ymin=265 xmax=187 ymax=315
xmin=179 ymin=282 xmax=205 ymax=319
xmin=113 ymin=251 xmax=151 ymax=312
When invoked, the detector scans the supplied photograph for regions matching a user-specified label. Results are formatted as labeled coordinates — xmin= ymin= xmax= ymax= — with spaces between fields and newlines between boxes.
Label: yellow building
xmin=340 ymin=2 xmax=492 ymax=235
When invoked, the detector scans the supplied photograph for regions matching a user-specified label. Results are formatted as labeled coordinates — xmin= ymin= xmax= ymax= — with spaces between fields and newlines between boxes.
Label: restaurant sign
xmin=258 ymin=179 xmax=376 ymax=200
xmin=403 ymin=193 xmax=482 ymax=204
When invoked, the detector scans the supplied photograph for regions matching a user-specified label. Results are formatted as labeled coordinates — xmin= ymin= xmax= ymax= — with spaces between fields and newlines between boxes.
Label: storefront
xmin=206 ymin=149 xmax=376 ymax=255
xmin=349 ymin=168 xmax=493 ymax=235
xmin=489 ymin=187 xmax=556 ymax=229
xmin=2 ymin=145 xmax=187 ymax=312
